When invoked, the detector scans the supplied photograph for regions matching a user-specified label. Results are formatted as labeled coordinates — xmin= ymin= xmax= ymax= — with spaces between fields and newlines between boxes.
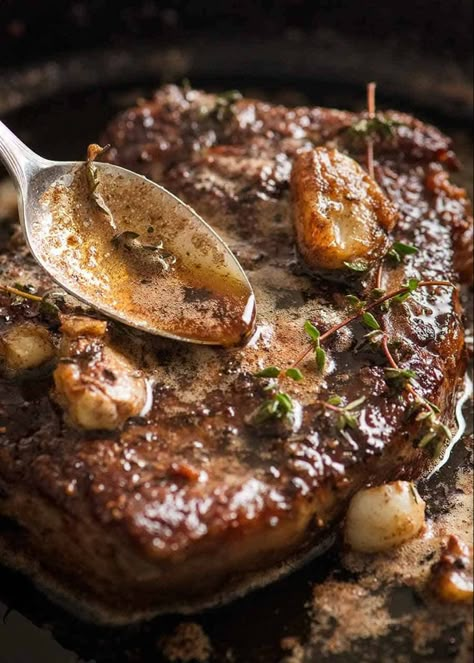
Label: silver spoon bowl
xmin=0 ymin=121 xmax=256 ymax=346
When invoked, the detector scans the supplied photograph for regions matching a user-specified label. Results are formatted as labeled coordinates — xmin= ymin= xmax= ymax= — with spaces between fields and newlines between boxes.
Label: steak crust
xmin=0 ymin=85 xmax=472 ymax=623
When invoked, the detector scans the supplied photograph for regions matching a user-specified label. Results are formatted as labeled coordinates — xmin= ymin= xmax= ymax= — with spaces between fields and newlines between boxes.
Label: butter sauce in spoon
xmin=0 ymin=124 xmax=256 ymax=346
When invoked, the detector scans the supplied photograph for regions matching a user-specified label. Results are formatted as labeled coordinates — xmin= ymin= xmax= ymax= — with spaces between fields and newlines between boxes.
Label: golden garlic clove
xmin=291 ymin=147 xmax=397 ymax=277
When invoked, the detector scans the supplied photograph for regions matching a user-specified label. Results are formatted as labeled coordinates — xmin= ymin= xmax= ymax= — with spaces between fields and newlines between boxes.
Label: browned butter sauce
xmin=37 ymin=164 xmax=256 ymax=345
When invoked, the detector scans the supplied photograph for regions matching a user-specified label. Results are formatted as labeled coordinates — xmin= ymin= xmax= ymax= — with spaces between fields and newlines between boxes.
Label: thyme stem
xmin=315 ymin=401 xmax=341 ymax=413
xmin=381 ymin=334 xmax=398 ymax=369
xmin=0 ymin=285 xmax=43 ymax=302
xmin=375 ymin=262 xmax=384 ymax=290
xmin=367 ymin=82 xmax=376 ymax=179
xmin=381 ymin=328 xmax=432 ymax=407
xmin=375 ymin=276 xmax=449 ymax=454
xmin=292 ymin=280 xmax=453 ymax=367
xmin=367 ymin=82 xmax=376 ymax=117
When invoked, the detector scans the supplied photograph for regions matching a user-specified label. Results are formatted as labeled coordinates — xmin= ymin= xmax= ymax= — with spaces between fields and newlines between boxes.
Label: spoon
xmin=0 ymin=121 xmax=256 ymax=346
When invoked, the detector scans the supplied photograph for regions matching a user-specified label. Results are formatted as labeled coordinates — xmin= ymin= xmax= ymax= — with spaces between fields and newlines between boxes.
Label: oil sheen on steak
xmin=0 ymin=86 xmax=472 ymax=623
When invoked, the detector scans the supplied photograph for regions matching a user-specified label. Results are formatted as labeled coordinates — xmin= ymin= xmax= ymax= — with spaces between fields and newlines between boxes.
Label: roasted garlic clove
xmin=291 ymin=147 xmax=397 ymax=276
xmin=0 ymin=322 xmax=56 ymax=376
xmin=53 ymin=315 xmax=148 ymax=431
xmin=344 ymin=481 xmax=426 ymax=553
xmin=59 ymin=315 xmax=108 ymax=338
xmin=429 ymin=535 xmax=473 ymax=604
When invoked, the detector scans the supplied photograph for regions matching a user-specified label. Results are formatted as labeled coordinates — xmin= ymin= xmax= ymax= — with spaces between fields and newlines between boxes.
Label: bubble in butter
xmin=37 ymin=163 xmax=256 ymax=346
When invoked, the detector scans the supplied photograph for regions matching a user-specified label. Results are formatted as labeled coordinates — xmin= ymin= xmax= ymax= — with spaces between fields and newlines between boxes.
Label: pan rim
xmin=0 ymin=32 xmax=472 ymax=119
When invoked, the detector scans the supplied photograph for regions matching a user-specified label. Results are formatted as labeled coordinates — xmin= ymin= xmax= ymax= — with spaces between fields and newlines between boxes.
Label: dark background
xmin=0 ymin=0 xmax=472 ymax=69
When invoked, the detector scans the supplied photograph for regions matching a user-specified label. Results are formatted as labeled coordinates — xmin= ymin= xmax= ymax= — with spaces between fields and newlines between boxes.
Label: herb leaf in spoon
xmin=86 ymin=143 xmax=115 ymax=224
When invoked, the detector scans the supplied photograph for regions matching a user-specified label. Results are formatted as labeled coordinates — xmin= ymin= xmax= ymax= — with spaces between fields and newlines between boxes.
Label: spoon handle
xmin=0 ymin=120 xmax=42 ymax=191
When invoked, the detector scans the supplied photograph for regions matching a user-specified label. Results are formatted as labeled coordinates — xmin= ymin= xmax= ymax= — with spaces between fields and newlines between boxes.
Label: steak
xmin=0 ymin=85 xmax=472 ymax=623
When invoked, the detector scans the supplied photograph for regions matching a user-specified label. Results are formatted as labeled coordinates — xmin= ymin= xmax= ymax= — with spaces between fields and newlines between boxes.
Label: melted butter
xmin=37 ymin=165 xmax=256 ymax=346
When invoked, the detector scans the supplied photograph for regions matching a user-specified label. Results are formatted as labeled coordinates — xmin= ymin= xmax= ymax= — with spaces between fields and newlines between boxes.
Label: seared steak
xmin=0 ymin=85 xmax=472 ymax=623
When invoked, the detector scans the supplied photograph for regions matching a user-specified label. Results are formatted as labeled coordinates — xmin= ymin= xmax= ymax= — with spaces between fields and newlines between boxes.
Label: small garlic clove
xmin=0 ymin=322 xmax=56 ymax=375
xmin=345 ymin=480 xmax=425 ymax=553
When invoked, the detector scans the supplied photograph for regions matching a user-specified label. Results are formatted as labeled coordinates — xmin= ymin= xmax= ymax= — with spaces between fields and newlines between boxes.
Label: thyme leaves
xmin=285 ymin=367 xmax=304 ymax=382
xmin=304 ymin=320 xmax=326 ymax=372
xmin=384 ymin=367 xmax=417 ymax=389
xmin=213 ymin=90 xmax=242 ymax=121
xmin=111 ymin=230 xmax=176 ymax=272
xmin=346 ymin=294 xmax=367 ymax=309
xmin=38 ymin=289 xmax=66 ymax=321
xmin=199 ymin=89 xmax=243 ymax=122
xmin=252 ymin=275 xmax=452 ymax=445
xmin=319 ymin=395 xmax=367 ymax=432
xmin=361 ymin=311 xmax=380 ymax=331
xmin=255 ymin=366 xmax=304 ymax=381
xmin=344 ymin=259 xmax=370 ymax=272
xmin=413 ymin=400 xmax=452 ymax=458
xmin=250 ymin=380 xmax=296 ymax=426
xmin=304 ymin=320 xmax=321 ymax=343
xmin=393 ymin=278 xmax=420 ymax=303
xmin=388 ymin=241 xmax=419 ymax=263
xmin=346 ymin=116 xmax=403 ymax=141
xmin=255 ymin=366 xmax=281 ymax=378
xmin=292 ymin=279 xmax=453 ymax=370
xmin=251 ymin=365 xmax=304 ymax=425
xmin=0 ymin=284 xmax=42 ymax=302
xmin=315 ymin=346 xmax=327 ymax=372
xmin=0 ymin=283 xmax=65 ymax=322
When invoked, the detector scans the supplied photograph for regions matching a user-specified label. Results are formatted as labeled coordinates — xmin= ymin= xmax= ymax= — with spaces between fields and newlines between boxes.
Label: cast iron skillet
xmin=0 ymin=33 xmax=472 ymax=663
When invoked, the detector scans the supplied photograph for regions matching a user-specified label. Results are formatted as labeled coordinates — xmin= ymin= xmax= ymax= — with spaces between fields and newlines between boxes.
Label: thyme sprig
xmin=380 ymin=324 xmax=451 ymax=456
xmin=341 ymin=81 xmax=401 ymax=178
xmin=214 ymin=90 xmax=242 ymax=121
xmin=199 ymin=89 xmax=243 ymax=122
xmin=0 ymin=284 xmax=42 ymax=302
xmin=347 ymin=116 xmax=403 ymax=141
xmin=292 ymin=279 xmax=453 ymax=369
xmin=388 ymin=241 xmax=419 ymax=263
xmin=251 ymin=380 xmax=296 ymax=425
xmin=366 ymin=81 xmax=376 ymax=178
xmin=251 ymin=366 xmax=303 ymax=425
xmin=318 ymin=395 xmax=367 ymax=431
xmin=360 ymin=84 xmax=449 ymax=456
xmin=291 ymin=277 xmax=452 ymax=451
xmin=255 ymin=366 xmax=304 ymax=381
xmin=0 ymin=283 xmax=65 ymax=321
xmin=345 ymin=83 xmax=404 ymax=174
xmin=304 ymin=320 xmax=326 ymax=371
xmin=253 ymin=278 xmax=453 ymax=436
xmin=343 ymin=82 xmax=406 ymax=178
xmin=344 ymin=259 xmax=370 ymax=273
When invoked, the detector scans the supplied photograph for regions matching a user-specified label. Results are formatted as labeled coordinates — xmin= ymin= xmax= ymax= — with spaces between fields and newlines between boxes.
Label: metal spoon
xmin=0 ymin=121 xmax=256 ymax=346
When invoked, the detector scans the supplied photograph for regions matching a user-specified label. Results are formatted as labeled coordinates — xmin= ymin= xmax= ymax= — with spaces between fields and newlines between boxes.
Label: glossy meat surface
xmin=0 ymin=86 xmax=472 ymax=622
